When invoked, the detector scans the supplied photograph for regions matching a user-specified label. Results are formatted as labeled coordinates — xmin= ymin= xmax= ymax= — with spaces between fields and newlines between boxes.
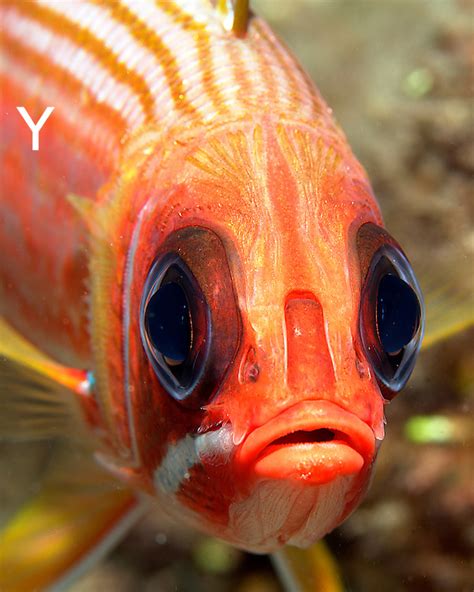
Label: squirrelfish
xmin=0 ymin=1 xmax=426 ymax=590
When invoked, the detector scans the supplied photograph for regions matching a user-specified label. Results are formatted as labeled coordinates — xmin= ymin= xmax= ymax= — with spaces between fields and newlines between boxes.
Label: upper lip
xmin=237 ymin=400 xmax=376 ymax=468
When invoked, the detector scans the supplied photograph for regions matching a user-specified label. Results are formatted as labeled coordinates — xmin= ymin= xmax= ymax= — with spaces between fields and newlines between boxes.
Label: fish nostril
xmin=239 ymin=346 xmax=260 ymax=383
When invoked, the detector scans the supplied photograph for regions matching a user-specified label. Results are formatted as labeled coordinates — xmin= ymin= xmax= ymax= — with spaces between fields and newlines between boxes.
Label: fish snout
xmin=236 ymin=400 xmax=375 ymax=485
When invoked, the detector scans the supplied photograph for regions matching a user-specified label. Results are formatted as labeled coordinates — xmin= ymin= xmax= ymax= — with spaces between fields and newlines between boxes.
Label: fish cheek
xmin=126 ymin=222 xmax=243 ymax=479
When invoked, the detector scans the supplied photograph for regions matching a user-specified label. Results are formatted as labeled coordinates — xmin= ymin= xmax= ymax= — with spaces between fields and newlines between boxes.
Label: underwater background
xmin=1 ymin=1 xmax=472 ymax=590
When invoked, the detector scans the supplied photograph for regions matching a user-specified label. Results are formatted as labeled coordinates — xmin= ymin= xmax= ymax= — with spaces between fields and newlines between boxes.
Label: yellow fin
xmin=0 ymin=445 xmax=143 ymax=592
xmin=216 ymin=0 xmax=250 ymax=36
xmin=0 ymin=318 xmax=88 ymax=440
xmin=419 ymin=269 xmax=474 ymax=350
xmin=272 ymin=542 xmax=344 ymax=592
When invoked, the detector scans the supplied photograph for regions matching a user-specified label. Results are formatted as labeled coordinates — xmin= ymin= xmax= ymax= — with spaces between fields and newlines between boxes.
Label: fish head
xmin=121 ymin=119 xmax=424 ymax=551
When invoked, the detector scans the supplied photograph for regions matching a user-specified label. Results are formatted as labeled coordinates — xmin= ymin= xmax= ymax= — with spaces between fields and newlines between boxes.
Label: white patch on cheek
xmin=154 ymin=434 xmax=198 ymax=494
xmin=195 ymin=425 xmax=235 ymax=465
xmin=153 ymin=425 xmax=235 ymax=495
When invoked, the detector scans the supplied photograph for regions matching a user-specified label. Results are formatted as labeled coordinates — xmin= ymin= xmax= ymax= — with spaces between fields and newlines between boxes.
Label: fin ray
xmin=271 ymin=542 xmax=344 ymax=592
xmin=419 ymin=269 xmax=474 ymax=349
xmin=0 ymin=445 xmax=143 ymax=592
xmin=0 ymin=318 xmax=87 ymax=440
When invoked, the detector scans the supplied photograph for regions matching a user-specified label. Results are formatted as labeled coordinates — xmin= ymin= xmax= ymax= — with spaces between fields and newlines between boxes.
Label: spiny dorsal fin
xmin=0 ymin=318 xmax=89 ymax=440
xmin=216 ymin=0 xmax=250 ymax=36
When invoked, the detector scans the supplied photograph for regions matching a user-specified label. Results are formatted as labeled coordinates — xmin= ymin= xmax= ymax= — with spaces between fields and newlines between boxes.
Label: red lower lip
xmin=238 ymin=401 xmax=375 ymax=485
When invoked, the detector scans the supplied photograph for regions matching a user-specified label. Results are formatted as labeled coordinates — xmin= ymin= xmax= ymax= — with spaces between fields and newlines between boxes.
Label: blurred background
xmin=3 ymin=1 xmax=473 ymax=591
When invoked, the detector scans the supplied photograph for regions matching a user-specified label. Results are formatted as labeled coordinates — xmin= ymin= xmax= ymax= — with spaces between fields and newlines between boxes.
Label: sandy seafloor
xmin=1 ymin=1 xmax=472 ymax=591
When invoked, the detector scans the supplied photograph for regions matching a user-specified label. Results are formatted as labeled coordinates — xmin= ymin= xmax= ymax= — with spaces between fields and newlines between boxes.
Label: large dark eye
xmin=138 ymin=228 xmax=241 ymax=409
xmin=140 ymin=255 xmax=209 ymax=402
xmin=377 ymin=274 xmax=420 ymax=355
xmin=360 ymin=245 xmax=424 ymax=396
xmin=145 ymin=282 xmax=191 ymax=364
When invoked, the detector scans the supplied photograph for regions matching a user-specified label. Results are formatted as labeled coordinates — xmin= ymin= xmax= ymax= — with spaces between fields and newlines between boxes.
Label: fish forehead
xmin=162 ymin=120 xmax=381 ymax=310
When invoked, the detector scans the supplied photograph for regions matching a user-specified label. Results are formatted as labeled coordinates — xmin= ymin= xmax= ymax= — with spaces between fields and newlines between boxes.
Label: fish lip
xmin=237 ymin=400 xmax=376 ymax=484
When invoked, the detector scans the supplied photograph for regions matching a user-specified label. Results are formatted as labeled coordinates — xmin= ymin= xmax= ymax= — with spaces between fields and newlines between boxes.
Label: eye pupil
xmin=377 ymin=274 xmax=421 ymax=355
xmin=145 ymin=282 xmax=191 ymax=363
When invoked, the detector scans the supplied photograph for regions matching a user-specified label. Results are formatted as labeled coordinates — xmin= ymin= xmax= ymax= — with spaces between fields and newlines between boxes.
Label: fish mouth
xmin=237 ymin=400 xmax=376 ymax=485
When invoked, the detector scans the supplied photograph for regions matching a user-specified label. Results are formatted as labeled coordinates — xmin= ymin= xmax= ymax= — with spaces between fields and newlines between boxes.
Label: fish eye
xmin=140 ymin=255 xmax=210 ymax=403
xmin=359 ymin=245 xmax=424 ymax=396
xmin=377 ymin=273 xmax=420 ymax=355
xmin=145 ymin=282 xmax=191 ymax=365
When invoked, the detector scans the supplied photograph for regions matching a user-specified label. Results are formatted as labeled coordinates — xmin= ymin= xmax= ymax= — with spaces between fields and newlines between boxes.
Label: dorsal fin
xmin=216 ymin=0 xmax=250 ymax=36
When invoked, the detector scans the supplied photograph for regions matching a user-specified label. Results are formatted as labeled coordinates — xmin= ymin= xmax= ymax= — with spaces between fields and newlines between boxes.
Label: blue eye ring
xmin=359 ymin=245 xmax=425 ymax=396
xmin=140 ymin=254 xmax=210 ymax=402
xmin=139 ymin=227 xmax=242 ymax=410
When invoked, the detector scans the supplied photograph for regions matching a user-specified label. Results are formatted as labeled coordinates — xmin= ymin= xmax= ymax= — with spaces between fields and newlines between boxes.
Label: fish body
xmin=0 ymin=0 xmax=425 ymax=588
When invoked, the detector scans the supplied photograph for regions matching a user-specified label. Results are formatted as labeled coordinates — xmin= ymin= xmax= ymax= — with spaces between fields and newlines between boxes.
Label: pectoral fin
xmin=271 ymin=542 xmax=344 ymax=592
xmin=0 ymin=318 xmax=89 ymax=440
xmin=420 ymin=266 xmax=474 ymax=349
xmin=0 ymin=446 xmax=144 ymax=592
